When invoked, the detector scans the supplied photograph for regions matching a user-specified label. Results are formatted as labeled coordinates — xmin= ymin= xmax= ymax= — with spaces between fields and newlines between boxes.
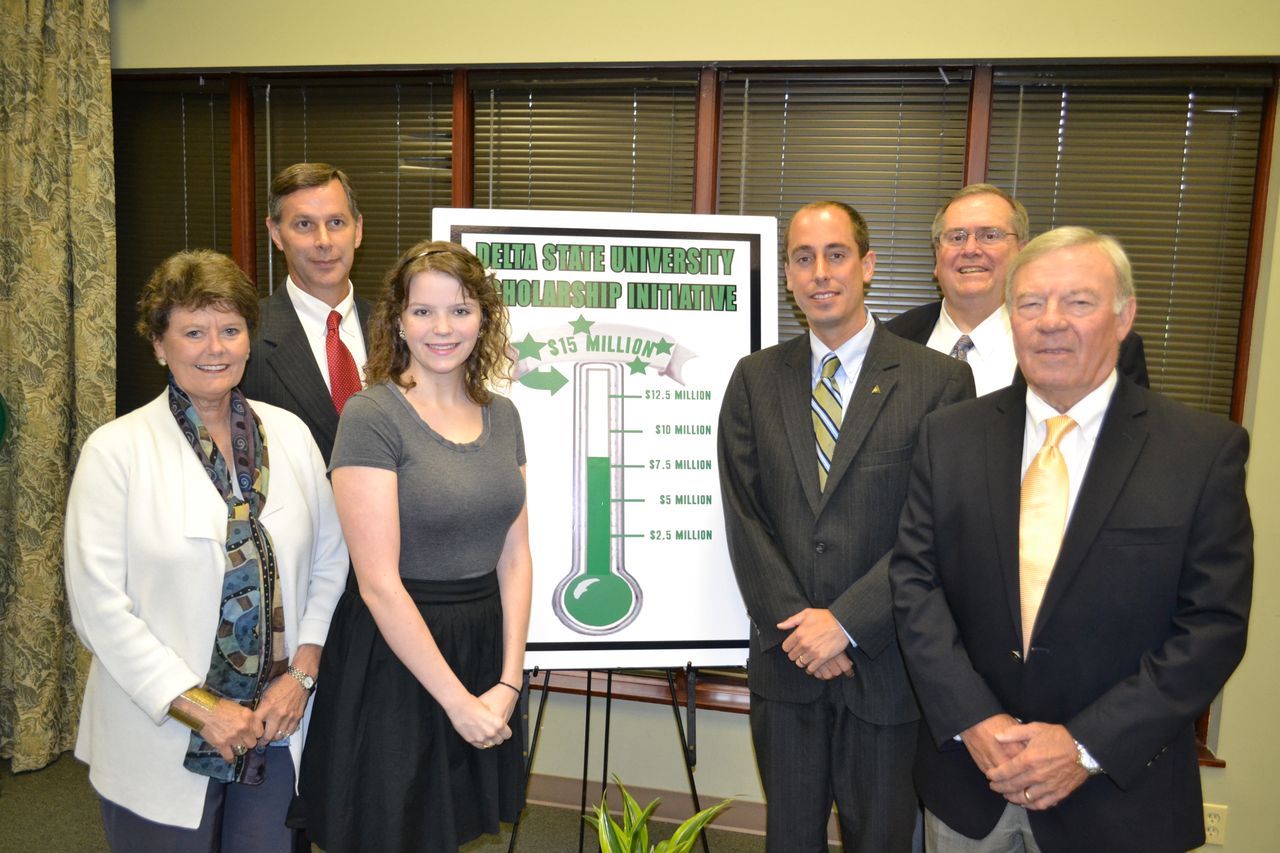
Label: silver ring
xmin=1023 ymin=788 xmax=1032 ymax=803
xmin=233 ymin=744 xmax=247 ymax=757
xmin=276 ymin=730 xmax=287 ymax=740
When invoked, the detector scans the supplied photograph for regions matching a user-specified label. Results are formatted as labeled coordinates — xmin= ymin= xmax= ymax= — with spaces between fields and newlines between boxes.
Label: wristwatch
xmin=1074 ymin=739 xmax=1104 ymax=776
xmin=287 ymin=665 xmax=316 ymax=693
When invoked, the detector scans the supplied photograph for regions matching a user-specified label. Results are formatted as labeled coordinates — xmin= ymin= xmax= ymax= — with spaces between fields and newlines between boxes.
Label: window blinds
xmin=113 ymin=79 xmax=230 ymax=415
xmin=470 ymin=71 xmax=698 ymax=214
xmin=988 ymin=68 xmax=1267 ymax=415
xmin=718 ymin=69 xmax=972 ymax=341
xmin=251 ymin=77 xmax=453 ymax=301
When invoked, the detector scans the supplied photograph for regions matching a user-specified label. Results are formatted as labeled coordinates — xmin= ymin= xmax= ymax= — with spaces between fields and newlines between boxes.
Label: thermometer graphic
xmin=553 ymin=362 xmax=643 ymax=634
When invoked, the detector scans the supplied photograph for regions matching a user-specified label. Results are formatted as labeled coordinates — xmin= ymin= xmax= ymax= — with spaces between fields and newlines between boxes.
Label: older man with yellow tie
xmin=891 ymin=226 xmax=1253 ymax=853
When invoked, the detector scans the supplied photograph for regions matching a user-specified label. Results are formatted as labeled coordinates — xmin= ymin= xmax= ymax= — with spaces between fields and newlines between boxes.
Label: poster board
xmin=433 ymin=209 xmax=777 ymax=669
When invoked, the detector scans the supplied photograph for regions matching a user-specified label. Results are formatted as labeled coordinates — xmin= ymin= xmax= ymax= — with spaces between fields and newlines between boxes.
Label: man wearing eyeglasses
xmin=886 ymin=184 xmax=1147 ymax=395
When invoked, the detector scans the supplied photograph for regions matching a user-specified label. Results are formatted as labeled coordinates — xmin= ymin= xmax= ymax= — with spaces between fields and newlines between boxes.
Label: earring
xmin=157 ymin=357 xmax=167 ymax=367
xmin=398 ymin=328 xmax=406 ymax=340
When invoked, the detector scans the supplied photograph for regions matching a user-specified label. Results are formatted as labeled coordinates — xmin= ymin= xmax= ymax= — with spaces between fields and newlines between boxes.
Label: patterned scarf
xmin=167 ymin=378 xmax=287 ymax=784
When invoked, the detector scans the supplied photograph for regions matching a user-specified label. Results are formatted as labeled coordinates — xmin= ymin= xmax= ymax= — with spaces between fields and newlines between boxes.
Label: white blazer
xmin=64 ymin=393 xmax=349 ymax=828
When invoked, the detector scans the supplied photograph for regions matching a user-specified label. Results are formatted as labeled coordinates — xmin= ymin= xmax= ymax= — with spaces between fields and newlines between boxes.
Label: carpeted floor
xmin=1 ymin=753 xmax=771 ymax=852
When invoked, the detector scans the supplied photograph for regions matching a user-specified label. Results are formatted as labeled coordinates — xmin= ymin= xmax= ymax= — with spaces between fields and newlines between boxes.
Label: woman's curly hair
xmin=364 ymin=240 xmax=512 ymax=404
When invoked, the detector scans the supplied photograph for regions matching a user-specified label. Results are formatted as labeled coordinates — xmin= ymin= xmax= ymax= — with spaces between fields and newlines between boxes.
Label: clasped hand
xmin=446 ymin=686 xmax=516 ymax=750
xmin=199 ymin=700 xmax=264 ymax=763
xmin=964 ymin=716 xmax=1088 ymax=810
xmin=778 ymin=608 xmax=854 ymax=680
xmin=252 ymin=674 xmax=309 ymax=747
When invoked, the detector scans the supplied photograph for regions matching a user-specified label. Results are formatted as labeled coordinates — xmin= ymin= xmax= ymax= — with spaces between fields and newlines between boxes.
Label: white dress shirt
xmin=807 ymin=314 xmax=876 ymax=418
xmin=285 ymin=277 xmax=368 ymax=391
xmin=926 ymin=302 xmax=1018 ymax=397
xmin=950 ymin=373 xmax=1121 ymax=747
xmin=1021 ymin=370 xmax=1119 ymax=535
xmin=806 ymin=314 xmax=877 ymax=647
xmin=1017 ymin=371 xmax=1117 ymax=769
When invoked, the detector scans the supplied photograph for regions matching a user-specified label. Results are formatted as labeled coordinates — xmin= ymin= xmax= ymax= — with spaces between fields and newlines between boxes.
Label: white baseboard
xmin=526 ymin=773 xmax=841 ymax=844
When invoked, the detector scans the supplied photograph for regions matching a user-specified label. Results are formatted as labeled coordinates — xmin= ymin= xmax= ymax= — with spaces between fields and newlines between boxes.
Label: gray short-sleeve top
xmin=329 ymin=381 xmax=527 ymax=581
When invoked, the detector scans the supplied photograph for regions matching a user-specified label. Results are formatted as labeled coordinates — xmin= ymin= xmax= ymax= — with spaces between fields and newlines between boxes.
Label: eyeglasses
xmin=938 ymin=227 xmax=1017 ymax=248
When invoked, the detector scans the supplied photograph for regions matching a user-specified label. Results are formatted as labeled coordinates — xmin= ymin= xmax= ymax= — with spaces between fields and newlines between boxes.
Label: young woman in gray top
xmin=299 ymin=241 xmax=531 ymax=852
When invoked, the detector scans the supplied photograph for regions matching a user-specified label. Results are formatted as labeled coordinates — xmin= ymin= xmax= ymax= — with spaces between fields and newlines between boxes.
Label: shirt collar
xmin=937 ymin=300 xmax=1010 ymax=355
xmin=1025 ymin=369 xmax=1118 ymax=443
xmin=808 ymin=314 xmax=876 ymax=376
xmin=285 ymin=276 xmax=355 ymax=329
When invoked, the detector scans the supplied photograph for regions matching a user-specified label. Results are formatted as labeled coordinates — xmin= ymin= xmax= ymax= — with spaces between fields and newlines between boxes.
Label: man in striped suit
xmin=718 ymin=201 xmax=974 ymax=852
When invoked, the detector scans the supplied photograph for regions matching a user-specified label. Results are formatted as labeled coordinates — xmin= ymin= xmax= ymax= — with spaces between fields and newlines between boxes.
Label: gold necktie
xmin=811 ymin=353 xmax=843 ymax=491
xmin=1018 ymin=415 xmax=1077 ymax=657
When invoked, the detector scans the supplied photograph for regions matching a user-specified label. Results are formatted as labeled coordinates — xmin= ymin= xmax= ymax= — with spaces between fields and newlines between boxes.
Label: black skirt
xmin=298 ymin=573 xmax=524 ymax=852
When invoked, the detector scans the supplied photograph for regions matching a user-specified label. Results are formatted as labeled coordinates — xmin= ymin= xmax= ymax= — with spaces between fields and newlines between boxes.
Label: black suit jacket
xmin=240 ymin=287 xmax=373 ymax=463
xmin=884 ymin=300 xmax=1151 ymax=388
xmin=890 ymin=380 xmax=1252 ymax=853
xmin=718 ymin=326 xmax=975 ymax=724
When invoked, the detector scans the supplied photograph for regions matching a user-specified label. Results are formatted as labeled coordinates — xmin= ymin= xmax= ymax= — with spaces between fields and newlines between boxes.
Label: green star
xmin=569 ymin=314 xmax=595 ymax=335
xmin=514 ymin=333 xmax=547 ymax=361
xmin=627 ymin=356 xmax=649 ymax=375
xmin=652 ymin=337 xmax=674 ymax=355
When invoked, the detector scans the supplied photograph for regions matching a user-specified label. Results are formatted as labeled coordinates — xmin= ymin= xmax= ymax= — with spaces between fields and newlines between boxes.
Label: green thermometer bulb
xmin=553 ymin=362 xmax=642 ymax=634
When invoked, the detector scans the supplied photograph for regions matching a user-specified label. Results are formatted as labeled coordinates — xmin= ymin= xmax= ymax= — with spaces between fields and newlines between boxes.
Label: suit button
xmin=1010 ymin=650 xmax=1022 ymax=662
xmin=815 ymin=542 xmax=827 ymax=554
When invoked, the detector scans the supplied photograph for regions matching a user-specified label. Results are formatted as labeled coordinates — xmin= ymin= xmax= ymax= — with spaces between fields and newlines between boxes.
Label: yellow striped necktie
xmin=1018 ymin=414 xmax=1077 ymax=657
xmin=812 ymin=353 xmax=843 ymax=491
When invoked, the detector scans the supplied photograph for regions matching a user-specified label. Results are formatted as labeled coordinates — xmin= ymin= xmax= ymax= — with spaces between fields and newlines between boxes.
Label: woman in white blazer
xmin=64 ymin=250 xmax=347 ymax=852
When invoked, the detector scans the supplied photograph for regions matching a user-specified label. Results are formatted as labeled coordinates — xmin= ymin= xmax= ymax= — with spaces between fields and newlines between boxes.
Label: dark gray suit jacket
xmin=240 ymin=287 xmax=373 ymax=463
xmin=717 ymin=325 xmax=975 ymax=724
xmin=891 ymin=380 xmax=1252 ymax=852
xmin=885 ymin=300 xmax=1151 ymax=388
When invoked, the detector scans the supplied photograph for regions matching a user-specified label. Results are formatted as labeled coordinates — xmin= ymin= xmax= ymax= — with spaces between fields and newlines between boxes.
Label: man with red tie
xmin=890 ymin=226 xmax=1253 ymax=852
xmin=242 ymin=163 xmax=371 ymax=462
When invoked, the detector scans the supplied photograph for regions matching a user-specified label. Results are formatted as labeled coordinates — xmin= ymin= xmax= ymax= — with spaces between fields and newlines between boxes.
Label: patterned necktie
xmin=811 ymin=353 xmax=843 ymax=491
xmin=949 ymin=334 xmax=975 ymax=362
xmin=1018 ymin=415 xmax=1077 ymax=657
xmin=325 ymin=310 xmax=362 ymax=414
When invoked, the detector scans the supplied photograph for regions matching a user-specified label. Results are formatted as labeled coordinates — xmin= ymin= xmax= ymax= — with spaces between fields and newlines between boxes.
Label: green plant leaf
xmin=600 ymin=810 xmax=628 ymax=851
xmin=586 ymin=795 xmax=631 ymax=852
xmin=588 ymin=778 xmax=731 ymax=853
xmin=614 ymin=778 xmax=658 ymax=852
xmin=633 ymin=799 xmax=660 ymax=852
xmin=655 ymin=798 xmax=733 ymax=853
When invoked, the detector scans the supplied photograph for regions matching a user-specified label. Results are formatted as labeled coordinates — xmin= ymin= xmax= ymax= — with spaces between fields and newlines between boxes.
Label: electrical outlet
xmin=1203 ymin=803 xmax=1228 ymax=846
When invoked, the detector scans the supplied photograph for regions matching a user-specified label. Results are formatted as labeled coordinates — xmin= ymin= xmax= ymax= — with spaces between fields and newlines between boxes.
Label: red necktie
xmin=325 ymin=310 xmax=362 ymax=414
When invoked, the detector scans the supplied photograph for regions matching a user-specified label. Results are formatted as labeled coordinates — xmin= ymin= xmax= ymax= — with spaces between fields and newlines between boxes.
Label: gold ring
xmin=1023 ymin=788 xmax=1032 ymax=803
xmin=798 ymin=656 xmax=806 ymax=666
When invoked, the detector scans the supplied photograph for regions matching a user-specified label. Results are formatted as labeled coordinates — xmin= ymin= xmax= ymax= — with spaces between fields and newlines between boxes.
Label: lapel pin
xmin=871 ymin=385 xmax=881 ymax=395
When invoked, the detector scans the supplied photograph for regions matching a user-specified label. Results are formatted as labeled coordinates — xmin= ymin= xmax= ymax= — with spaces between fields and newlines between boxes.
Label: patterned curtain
xmin=0 ymin=0 xmax=115 ymax=771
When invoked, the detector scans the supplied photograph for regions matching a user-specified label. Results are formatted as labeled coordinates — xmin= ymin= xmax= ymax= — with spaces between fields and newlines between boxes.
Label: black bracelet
xmin=498 ymin=680 xmax=521 ymax=695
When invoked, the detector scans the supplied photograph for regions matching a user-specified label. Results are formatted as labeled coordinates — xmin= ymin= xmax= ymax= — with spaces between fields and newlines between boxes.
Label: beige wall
xmin=1198 ymin=119 xmax=1280 ymax=851
xmin=111 ymin=1 xmax=1280 ymax=847
xmin=111 ymin=0 xmax=1279 ymax=69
